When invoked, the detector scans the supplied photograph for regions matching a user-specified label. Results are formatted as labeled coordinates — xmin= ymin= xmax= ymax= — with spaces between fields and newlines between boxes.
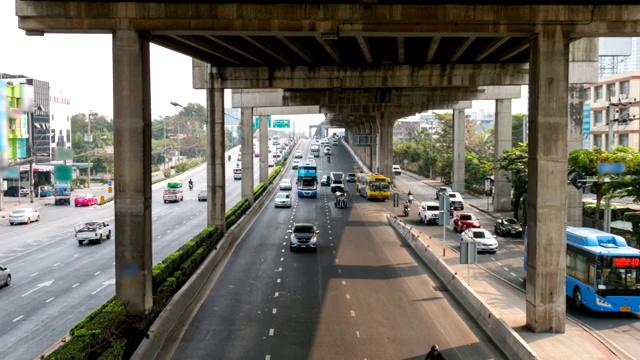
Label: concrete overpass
xmin=15 ymin=1 xmax=640 ymax=334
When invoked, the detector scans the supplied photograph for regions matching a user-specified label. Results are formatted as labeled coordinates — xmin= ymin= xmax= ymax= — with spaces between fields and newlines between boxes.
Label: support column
xmin=112 ymin=30 xmax=152 ymax=315
xmin=371 ymin=118 xmax=379 ymax=173
xmin=526 ymin=25 xmax=570 ymax=333
xmin=241 ymin=108 xmax=254 ymax=204
xmin=378 ymin=116 xmax=394 ymax=180
xmin=206 ymin=67 xmax=226 ymax=230
xmin=494 ymin=100 xmax=512 ymax=211
xmin=567 ymin=38 xmax=598 ymax=226
xmin=259 ymin=114 xmax=268 ymax=184
xmin=452 ymin=109 xmax=466 ymax=192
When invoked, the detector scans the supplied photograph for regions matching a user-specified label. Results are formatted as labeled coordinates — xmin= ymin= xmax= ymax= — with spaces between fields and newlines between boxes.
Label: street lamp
xmin=86 ymin=110 xmax=98 ymax=189
xmin=170 ymin=101 xmax=184 ymax=165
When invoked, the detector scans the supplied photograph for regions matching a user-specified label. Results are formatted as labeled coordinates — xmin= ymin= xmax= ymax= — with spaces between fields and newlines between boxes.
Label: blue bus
xmin=527 ymin=227 xmax=640 ymax=312
xmin=297 ymin=164 xmax=318 ymax=197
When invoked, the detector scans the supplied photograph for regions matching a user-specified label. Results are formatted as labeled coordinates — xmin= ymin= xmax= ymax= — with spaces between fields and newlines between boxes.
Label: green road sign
xmin=55 ymin=149 xmax=74 ymax=161
xmin=253 ymin=115 xmax=271 ymax=129
xmin=54 ymin=165 xmax=73 ymax=182
xmin=273 ymin=119 xmax=290 ymax=128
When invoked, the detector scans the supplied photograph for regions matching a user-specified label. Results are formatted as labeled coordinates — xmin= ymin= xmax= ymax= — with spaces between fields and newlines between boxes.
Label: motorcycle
xmin=188 ymin=183 xmax=194 ymax=191
xmin=335 ymin=192 xmax=347 ymax=208
xmin=327 ymin=156 xmax=331 ymax=163
xmin=403 ymin=203 xmax=410 ymax=217
xmin=408 ymin=194 xmax=414 ymax=205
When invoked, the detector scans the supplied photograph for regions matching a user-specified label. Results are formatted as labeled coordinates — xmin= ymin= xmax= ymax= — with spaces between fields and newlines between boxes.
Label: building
xmin=393 ymin=119 xmax=420 ymax=141
xmin=584 ymin=71 xmax=640 ymax=151
xmin=49 ymin=88 xmax=73 ymax=156
xmin=621 ymin=38 xmax=640 ymax=73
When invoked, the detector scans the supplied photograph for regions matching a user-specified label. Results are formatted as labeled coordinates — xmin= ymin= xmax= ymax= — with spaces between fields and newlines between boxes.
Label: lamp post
xmin=86 ymin=110 xmax=98 ymax=189
xmin=170 ymin=101 xmax=184 ymax=165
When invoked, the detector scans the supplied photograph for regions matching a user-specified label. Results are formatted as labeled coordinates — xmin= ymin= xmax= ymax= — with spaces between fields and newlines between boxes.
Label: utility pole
xmin=86 ymin=110 xmax=97 ymax=189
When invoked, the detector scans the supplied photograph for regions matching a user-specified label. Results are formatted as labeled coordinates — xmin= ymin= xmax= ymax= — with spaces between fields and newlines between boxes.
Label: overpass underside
xmin=16 ymin=1 xmax=640 ymax=333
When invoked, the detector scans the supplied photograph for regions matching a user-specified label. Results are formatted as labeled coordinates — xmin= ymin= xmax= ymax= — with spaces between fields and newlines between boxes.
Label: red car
xmin=453 ymin=213 xmax=480 ymax=233
xmin=75 ymin=193 xmax=98 ymax=207
xmin=254 ymin=151 xmax=260 ymax=157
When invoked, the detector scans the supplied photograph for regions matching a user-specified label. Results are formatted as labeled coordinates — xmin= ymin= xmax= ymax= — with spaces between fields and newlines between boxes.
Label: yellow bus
xmin=356 ymin=173 xmax=391 ymax=200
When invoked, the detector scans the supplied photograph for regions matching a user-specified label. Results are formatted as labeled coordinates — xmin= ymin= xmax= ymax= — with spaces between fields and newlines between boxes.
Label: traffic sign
xmin=108 ymin=186 xmax=113 ymax=194
xmin=598 ymin=163 xmax=625 ymax=174
xmin=253 ymin=116 xmax=272 ymax=129
xmin=100 ymin=195 xmax=105 ymax=203
xmin=273 ymin=119 xmax=290 ymax=128
xmin=107 ymin=181 xmax=113 ymax=186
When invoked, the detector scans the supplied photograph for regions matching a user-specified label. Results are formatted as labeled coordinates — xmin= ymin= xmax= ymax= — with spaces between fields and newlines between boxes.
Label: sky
xmin=1 ymin=1 xmax=527 ymax=126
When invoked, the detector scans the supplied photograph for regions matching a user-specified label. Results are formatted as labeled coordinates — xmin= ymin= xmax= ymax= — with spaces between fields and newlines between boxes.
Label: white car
xmin=449 ymin=191 xmax=465 ymax=210
xmin=292 ymin=159 xmax=301 ymax=169
xmin=0 ymin=265 xmax=10 ymax=287
xmin=75 ymin=221 xmax=112 ymax=245
xmin=274 ymin=192 xmax=292 ymax=208
xmin=323 ymin=147 xmax=332 ymax=155
xmin=279 ymin=179 xmax=293 ymax=190
xmin=294 ymin=151 xmax=303 ymax=159
xmin=268 ymin=159 xmax=276 ymax=167
xmin=461 ymin=228 xmax=498 ymax=253
xmin=9 ymin=208 xmax=40 ymax=225
xmin=306 ymin=159 xmax=316 ymax=164
xmin=418 ymin=202 xmax=440 ymax=225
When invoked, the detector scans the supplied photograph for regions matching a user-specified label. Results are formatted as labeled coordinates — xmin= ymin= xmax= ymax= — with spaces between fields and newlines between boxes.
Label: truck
xmin=53 ymin=183 xmax=71 ymax=205
xmin=75 ymin=221 xmax=111 ymax=245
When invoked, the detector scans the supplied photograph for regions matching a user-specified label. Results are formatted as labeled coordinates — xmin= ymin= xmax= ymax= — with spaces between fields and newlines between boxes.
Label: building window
xmin=584 ymin=87 xmax=591 ymax=101
xmin=66 ymin=129 xmax=71 ymax=143
xmin=594 ymin=134 xmax=602 ymax=149
xmin=595 ymin=86 xmax=603 ymax=100
xmin=620 ymin=108 xmax=630 ymax=121
xmin=51 ymin=114 xmax=55 ymax=121
xmin=594 ymin=110 xmax=603 ymax=125
xmin=620 ymin=81 xmax=630 ymax=97
xmin=607 ymin=83 xmax=616 ymax=99
xmin=51 ymin=129 xmax=56 ymax=144
xmin=619 ymin=134 xmax=629 ymax=147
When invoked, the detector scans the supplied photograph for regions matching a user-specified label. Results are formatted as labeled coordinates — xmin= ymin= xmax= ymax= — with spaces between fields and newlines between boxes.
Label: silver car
xmin=198 ymin=189 xmax=207 ymax=202
xmin=0 ymin=265 xmax=10 ymax=287
xmin=288 ymin=223 xmax=319 ymax=252
xmin=461 ymin=228 xmax=498 ymax=253
xmin=9 ymin=208 xmax=40 ymax=225
xmin=274 ymin=192 xmax=292 ymax=208
xmin=279 ymin=179 xmax=293 ymax=191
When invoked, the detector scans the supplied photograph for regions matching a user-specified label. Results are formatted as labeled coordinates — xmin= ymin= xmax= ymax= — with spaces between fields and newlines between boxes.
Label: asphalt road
xmin=393 ymin=174 xmax=640 ymax=359
xmin=169 ymin=141 xmax=506 ymax=360
xmin=0 ymin=145 xmax=278 ymax=360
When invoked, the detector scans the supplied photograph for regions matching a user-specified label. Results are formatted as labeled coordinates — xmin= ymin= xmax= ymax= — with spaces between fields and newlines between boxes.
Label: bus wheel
xmin=573 ymin=287 xmax=582 ymax=308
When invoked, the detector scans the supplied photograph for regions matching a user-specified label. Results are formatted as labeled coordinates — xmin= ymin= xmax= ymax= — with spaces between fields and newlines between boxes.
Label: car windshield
xmin=347 ymin=174 xmax=355 ymax=177
xmin=504 ymin=218 xmax=519 ymax=225
xmin=294 ymin=225 xmax=315 ymax=233
xmin=427 ymin=206 xmax=439 ymax=211
xmin=276 ymin=194 xmax=289 ymax=199
xmin=77 ymin=195 xmax=87 ymax=199
xmin=460 ymin=215 xmax=475 ymax=221
xmin=281 ymin=180 xmax=291 ymax=184
xmin=473 ymin=231 xmax=488 ymax=239
xmin=450 ymin=193 xmax=459 ymax=198
xmin=12 ymin=210 xmax=25 ymax=214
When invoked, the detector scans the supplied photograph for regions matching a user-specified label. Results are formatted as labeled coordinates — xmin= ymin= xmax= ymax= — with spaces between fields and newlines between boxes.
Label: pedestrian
xmin=425 ymin=344 xmax=446 ymax=360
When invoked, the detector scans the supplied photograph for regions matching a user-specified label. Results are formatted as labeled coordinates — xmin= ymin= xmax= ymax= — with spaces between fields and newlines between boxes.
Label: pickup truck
xmin=54 ymin=183 xmax=71 ymax=205
xmin=75 ymin=221 xmax=111 ymax=245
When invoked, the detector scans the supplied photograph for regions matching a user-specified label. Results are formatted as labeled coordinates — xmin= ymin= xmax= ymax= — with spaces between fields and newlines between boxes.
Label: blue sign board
xmin=598 ymin=163 xmax=625 ymax=174
xmin=108 ymin=181 xmax=113 ymax=186
xmin=583 ymin=103 xmax=591 ymax=134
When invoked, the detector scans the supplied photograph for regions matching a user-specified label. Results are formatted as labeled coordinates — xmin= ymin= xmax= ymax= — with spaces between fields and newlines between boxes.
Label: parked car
xmin=269 ymin=159 xmax=276 ymax=167
xmin=435 ymin=186 xmax=452 ymax=201
xmin=198 ymin=189 xmax=207 ymax=202
xmin=320 ymin=175 xmax=331 ymax=186
xmin=279 ymin=179 xmax=293 ymax=191
xmin=494 ymin=217 xmax=523 ymax=237
xmin=274 ymin=192 xmax=292 ymax=208
xmin=292 ymin=159 xmax=301 ymax=169
xmin=75 ymin=221 xmax=111 ymax=245
xmin=346 ymin=173 xmax=357 ymax=182
xmin=75 ymin=193 xmax=98 ymax=207
xmin=4 ymin=186 xmax=29 ymax=197
xmin=461 ymin=228 xmax=498 ymax=253
xmin=0 ymin=265 xmax=11 ymax=287
xmin=418 ymin=201 xmax=440 ymax=225
xmin=449 ymin=191 xmax=465 ymax=210
xmin=288 ymin=223 xmax=319 ymax=252
xmin=453 ymin=213 xmax=481 ymax=232
xmin=9 ymin=208 xmax=40 ymax=225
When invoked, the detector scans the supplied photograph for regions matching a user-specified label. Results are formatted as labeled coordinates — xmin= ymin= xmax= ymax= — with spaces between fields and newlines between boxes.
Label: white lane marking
xmin=281 ymin=249 xmax=285 ymax=252
xmin=274 ymin=292 xmax=279 ymax=297
xmin=276 ymin=267 xmax=282 ymax=272
xmin=520 ymin=278 xmax=525 ymax=282
xmin=356 ymin=331 xmax=360 ymax=338
xmin=346 ymin=294 xmax=351 ymax=300
xmin=277 ymin=279 xmax=281 ymax=283
xmin=280 ymin=258 xmax=284 ymax=261
xmin=112 ymin=262 xmax=115 ymax=266
xmin=22 ymin=280 xmax=55 ymax=297
xmin=490 ymin=257 xmax=496 ymax=261
xmin=91 ymin=279 xmax=116 ymax=295
xmin=333 ymin=250 xmax=336 ymax=254
xmin=266 ymin=356 xmax=271 ymax=360
xmin=13 ymin=247 xmax=25 ymax=251
xmin=503 ymin=267 xmax=509 ymax=272
xmin=94 ymin=271 xmax=101 ymax=276
xmin=45 ymin=297 xmax=55 ymax=303
xmin=167 ymin=230 xmax=171 ymax=233
xmin=269 ymin=329 xmax=274 ymax=336
xmin=74 ymin=254 xmax=80 ymax=257
xmin=272 ymin=308 xmax=277 ymax=314
xmin=12 ymin=315 xmax=24 ymax=323
xmin=350 ymin=311 xmax=356 ymax=317
xmin=175 ymin=225 xmax=179 ymax=228
xmin=510 ymin=272 xmax=517 ymax=277
xmin=30 ymin=272 xmax=38 ymax=277
xmin=72 ymin=283 xmax=80 ymax=288
xmin=341 ymin=280 xmax=346 ymax=285
xmin=336 ymin=259 xmax=339 ymax=263
xmin=157 ymin=236 xmax=162 ymax=239
xmin=338 ymin=269 xmax=342 ymax=273
xmin=496 ymin=261 xmax=502 ymax=266
xmin=53 ymin=262 xmax=61 ymax=267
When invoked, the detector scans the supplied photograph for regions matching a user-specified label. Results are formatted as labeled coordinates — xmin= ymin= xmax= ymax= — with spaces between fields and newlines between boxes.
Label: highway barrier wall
xmin=387 ymin=216 xmax=540 ymax=360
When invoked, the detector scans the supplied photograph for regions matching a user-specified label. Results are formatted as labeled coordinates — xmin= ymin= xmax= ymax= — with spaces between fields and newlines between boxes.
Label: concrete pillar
xmin=378 ymin=117 xmax=394 ymax=180
xmin=206 ymin=67 xmax=226 ymax=230
xmin=567 ymin=38 xmax=598 ymax=226
xmin=259 ymin=114 xmax=268 ymax=184
xmin=526 ymin=25 xmax=569 ymax=333
xmin=112 ymin=29 xmax=153 ymax=315
xmin=371 ymin=118 xmax=379 ymax=173
xmin=494 ymin=100 xmax=512 ymax=212
xmin=452 ymin=109 xmax=466 ymax=192
xmin=241 ymin=108 xmax=254 ymax=204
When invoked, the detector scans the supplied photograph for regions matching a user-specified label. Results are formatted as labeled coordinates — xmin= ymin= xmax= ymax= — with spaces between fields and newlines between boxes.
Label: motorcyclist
xmin=407 ymin=190 xmax=414 ymax=204
xmin=425 ymin=345 xmax=446 ymax=360
xmin=228 ymin=154 xmax=231 ymax=162
xmin=327 ymin=156 xmax=331 ymax=163
xmin=188 ymin=179 xmax=194 ymax=190
xmin=403 ymin=199 xmax=411 ymax=216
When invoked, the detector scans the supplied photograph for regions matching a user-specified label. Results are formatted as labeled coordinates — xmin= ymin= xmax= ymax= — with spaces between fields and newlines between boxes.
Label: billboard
xmin=599 ymin=38 xmax=632 ymax=56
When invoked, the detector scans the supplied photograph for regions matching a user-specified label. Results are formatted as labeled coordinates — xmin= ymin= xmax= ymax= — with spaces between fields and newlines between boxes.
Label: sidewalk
xmin=394 ymin=170 xmax=631 ymax=360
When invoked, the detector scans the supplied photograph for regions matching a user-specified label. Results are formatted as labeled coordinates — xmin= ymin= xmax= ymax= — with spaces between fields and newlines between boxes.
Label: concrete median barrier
xmin=387 ymin=216 xmax=539 ymax=360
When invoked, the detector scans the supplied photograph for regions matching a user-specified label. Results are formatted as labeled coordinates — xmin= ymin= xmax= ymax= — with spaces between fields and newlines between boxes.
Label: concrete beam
xmin=217 ymin=64 xmax=529 ymax=89
xmin=16 ymin=4 xmax=640 ymax=37
xmin=252 ymin=105 xmax=320 ymax=116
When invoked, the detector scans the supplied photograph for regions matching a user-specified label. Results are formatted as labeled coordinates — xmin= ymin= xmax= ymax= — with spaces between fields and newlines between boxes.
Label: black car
xmin=346 ymin=173 xmax=357 ymax=182
xmin=494 ymin=217 xmax=523 ymax=237
xmin=320 ymin=175 xmax=331 ymax=186
xmin=4 ymin=186 xmax=29 ymax=197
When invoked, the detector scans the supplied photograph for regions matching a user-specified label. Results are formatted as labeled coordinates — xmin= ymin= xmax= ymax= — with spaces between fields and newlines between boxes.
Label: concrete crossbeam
xmin=252 ymin=106 xmax=320 ymax=116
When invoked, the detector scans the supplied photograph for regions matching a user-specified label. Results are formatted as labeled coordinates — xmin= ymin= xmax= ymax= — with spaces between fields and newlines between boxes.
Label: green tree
xmin=511 ymin=113 xmax=527 ymax=147
xmin=496 ymin=142 xmax=528 ymax=221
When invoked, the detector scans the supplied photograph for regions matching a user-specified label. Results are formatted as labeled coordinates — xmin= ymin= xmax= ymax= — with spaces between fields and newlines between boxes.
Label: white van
xmin=233 ymin=167 xmax=242 ymax=180
xmin=392 ymin=165 xmax=402 ymax=175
